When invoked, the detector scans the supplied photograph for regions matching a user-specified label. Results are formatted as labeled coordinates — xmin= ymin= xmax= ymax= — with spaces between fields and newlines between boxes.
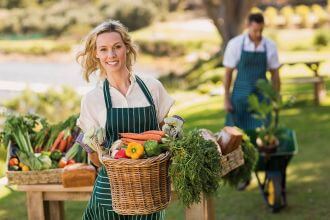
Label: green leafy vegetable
xmin=222 ymin=133 xmax=258 ymax=186
xmin=169 ymin=129 xmax=221 ymax=207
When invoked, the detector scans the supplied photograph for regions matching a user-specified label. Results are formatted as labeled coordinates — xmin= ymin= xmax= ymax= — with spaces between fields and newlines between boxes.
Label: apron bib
xmin=225 ymin=36 xmax=268 ymax=130
xmin=83 ymin=76 xmax=164 ymax=220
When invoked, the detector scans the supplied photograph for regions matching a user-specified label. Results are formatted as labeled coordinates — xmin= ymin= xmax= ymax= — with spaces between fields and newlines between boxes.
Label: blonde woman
xmin=76 ymin=20 xmax=174 ymax=220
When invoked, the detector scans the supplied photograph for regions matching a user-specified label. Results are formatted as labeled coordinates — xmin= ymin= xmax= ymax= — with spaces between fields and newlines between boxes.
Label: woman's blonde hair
xmin=76 ymin=20 xmax=137 ymax=82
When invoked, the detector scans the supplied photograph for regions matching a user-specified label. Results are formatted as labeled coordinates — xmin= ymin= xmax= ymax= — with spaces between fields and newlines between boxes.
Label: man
xmin=223 ymin=13 xmax=281 ymax=189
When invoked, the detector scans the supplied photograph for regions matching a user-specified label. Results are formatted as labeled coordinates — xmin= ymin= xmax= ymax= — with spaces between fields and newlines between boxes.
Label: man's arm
xmin=224 ymin=67 xmax=235 ymax=112
xmin=270 ymin=68 xmax=280 ymax=93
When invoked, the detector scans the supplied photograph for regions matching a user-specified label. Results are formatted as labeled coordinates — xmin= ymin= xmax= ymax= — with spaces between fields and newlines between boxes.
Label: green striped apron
xmin=225 ymin=36 xmax=268 ymax=130
xmin=83 ymin=76 xmax=165 ymax=220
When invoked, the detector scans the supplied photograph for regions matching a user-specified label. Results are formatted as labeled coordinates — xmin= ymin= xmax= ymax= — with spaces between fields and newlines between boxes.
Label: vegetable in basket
xmin=144 ymin=140 xmax=162 ymax=157
xmin=125 ymin=142 xmax=144 ymax=159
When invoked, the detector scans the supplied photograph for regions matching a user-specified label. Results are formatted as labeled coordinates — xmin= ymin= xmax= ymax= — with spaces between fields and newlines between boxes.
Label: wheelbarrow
xmin=246 ymin=128 xmax=298 ymax=213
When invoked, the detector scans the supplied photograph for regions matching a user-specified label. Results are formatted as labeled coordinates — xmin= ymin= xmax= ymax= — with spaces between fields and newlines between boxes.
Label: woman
xmin=76 ymin=20 xmax=174 ymax=220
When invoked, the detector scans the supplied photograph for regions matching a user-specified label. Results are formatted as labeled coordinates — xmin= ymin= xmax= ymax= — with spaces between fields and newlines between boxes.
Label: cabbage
xmin=38 ymin=155 xmax=52 ymax=170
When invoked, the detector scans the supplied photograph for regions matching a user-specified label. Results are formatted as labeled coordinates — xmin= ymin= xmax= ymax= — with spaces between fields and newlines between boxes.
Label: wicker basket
xmin=220 ymin=145 xmax=245 ymax=177
xmin=102 ymin=151 xmax=171 ymax=215
xmin=7 ymin=168 xmax=63 ymax=185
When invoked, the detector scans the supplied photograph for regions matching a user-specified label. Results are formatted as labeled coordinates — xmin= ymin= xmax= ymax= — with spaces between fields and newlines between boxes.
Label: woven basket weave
xmin=102 ymin=151 xmax=171 ymax=215
xmin=220 ymin=146 xmax=245 ymax=177
xmin=7 ymin=168 xmax=63 ymax=185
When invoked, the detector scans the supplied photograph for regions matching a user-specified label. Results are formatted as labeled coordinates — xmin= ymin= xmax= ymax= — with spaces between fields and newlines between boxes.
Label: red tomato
xmin=9 ymin=158 xmax=19 ymax=166
xmin=67 ymin=159 xmax=75 ymax=165
xmin=58 ymin=158 xmax=67 ymax=168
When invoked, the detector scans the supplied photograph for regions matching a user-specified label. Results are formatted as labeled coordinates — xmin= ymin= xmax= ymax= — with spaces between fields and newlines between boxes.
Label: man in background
xmin=222 ymin=13 xmax=281 ymax=190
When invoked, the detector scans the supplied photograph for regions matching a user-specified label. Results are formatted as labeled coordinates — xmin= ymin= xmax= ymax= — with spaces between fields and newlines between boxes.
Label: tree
xmin=202 ymin=0 xmax=259 ymax=53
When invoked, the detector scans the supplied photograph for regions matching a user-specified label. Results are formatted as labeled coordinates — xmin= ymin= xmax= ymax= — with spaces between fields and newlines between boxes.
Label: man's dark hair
xmin=248 ymin=13 xmax=264 ymax=24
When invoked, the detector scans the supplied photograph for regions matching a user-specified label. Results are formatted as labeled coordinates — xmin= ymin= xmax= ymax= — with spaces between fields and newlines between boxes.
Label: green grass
xmin=0 ymin=39 xmax=72 ymax=55
xmin=1 ymin=81 xmax=330 ymax=219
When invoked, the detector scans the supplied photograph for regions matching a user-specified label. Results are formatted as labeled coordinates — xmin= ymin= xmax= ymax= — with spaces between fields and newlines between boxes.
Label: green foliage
xmin=3 ymin=86 xmax=81 ymax=123
xmin=248 ymin=79 xmax=294 ymax=147
xmin=0 ymin=0 xmax=157 ymax=37
xmin=101 ymin=0 xmax=157 ymax=31
xmin=222 ymin=133 xmax=257 ymax=186
xmin=314 ymin=29 xmax=330 ymax=47
xmin=169 ymin=129 xmax=221 ymax=207
xmin=136 ymin=39 xmax=186 ymax=57
xmin=0 ymin=40 xmax=71 ymax=55
xmin=0 ymin=114 xmax=37 ymax=152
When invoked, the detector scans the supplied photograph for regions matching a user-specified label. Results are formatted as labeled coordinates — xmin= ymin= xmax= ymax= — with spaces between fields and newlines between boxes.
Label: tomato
xmin=67 ymin=159 xmax=75 ymax=165
xmin=58 ymin=158 xmax=67 ymax=168
xmin=9 ymin=158 xmax=19 ymax=166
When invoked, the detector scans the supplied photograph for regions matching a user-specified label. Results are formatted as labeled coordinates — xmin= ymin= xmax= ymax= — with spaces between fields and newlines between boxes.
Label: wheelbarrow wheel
xmin=265 ymin=174 xmax=282 ymax=213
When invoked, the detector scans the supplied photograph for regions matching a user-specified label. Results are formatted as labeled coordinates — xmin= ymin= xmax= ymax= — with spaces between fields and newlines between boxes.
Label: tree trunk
xmin=202 ymin=0 xmax=259 ymax=53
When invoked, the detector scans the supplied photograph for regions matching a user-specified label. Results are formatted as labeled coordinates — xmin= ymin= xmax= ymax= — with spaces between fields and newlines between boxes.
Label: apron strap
xmin=103 ymin=79 xmax=112 ymax=110
xmin=103 ymin=76 xmax=156 ymax=110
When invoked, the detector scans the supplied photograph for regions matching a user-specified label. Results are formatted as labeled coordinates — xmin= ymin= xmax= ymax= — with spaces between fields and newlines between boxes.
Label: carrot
xmin=119 ymin=133 xmax=162 ymax=141
xmin=65 ymin=135 xmax=73 ymax=152
xmin=121 ymin=138 xmax=145 ymax=145
xmin=142 ymin=130 xmax=165 ymax=137
xmin=51 ymin=131 xmax=65 ymax=152
xmin=58 ymin=138 xmax=68 ymax=152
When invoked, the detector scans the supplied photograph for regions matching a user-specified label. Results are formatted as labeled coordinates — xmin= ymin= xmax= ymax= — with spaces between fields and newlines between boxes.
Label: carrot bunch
xmin=119 ymin=130 xmax=165 ymax=145
xmin=50 ymin=129 xmax=74 ymax=152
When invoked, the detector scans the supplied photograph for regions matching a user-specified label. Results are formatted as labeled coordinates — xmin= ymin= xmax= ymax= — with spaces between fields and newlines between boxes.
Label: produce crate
xmin=6 ymin=143 xmax=63 ymax=185
xmin=7 ymin=169 xmax=63 ymax=185
xmin=220 ymin=145 xmax=245 ymax=176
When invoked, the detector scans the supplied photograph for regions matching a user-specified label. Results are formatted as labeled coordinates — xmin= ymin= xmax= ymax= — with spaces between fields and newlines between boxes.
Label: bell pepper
xmin=125 ymin=142 xmax=144 ymax=159
xmin=144 ymin=140 xmax=161 ymax=157
xmin=50 ymin=150 xmax=62 ymax=161
xmin=114 ymin=149 xmax=129 ymax=159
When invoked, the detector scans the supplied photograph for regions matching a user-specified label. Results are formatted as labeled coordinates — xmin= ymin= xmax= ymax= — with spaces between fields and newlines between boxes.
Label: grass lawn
xmin=1 ymin=80 xmax=330 ymax=219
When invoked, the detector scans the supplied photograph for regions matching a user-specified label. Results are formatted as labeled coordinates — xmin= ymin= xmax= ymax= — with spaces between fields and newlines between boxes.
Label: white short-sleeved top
xmin=223 ymin=34 xmax=280 ymax=70
xmin=77 ymin=73 xmax=175 ymax=133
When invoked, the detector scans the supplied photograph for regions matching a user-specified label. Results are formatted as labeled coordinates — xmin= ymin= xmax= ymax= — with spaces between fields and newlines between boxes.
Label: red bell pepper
xmin=114 ymin=149 xmax=129 ymax=159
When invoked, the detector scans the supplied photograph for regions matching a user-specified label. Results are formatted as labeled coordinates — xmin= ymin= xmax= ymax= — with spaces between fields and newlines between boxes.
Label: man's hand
xmin=224 ymin=97 xmax=233 ymax=112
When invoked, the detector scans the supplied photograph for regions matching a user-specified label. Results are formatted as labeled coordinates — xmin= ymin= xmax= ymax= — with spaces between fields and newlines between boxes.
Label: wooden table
xmin=16 ymin=184 xmax=215 ymax=220
xmin=281 ymin=60 xmax=327 ymax=105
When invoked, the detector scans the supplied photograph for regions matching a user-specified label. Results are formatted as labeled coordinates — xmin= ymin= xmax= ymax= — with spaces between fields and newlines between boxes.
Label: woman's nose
xmin=108 ymin=49 xmax=116 ymax=58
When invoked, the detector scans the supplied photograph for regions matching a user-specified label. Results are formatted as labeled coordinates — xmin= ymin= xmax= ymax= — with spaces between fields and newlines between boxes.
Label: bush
xmin=3 ymin=86 xmax=81 ymax=123
xmin=311 ymin=4 xmax=328 ymax=26
xmin=20 ymin=9 xmax=45 ymax=34
xmin=295 ymin=5 xmax=310 ymax=27
xmin=314 ymin=30 xmax=330 ymax=47
xmin=136 ymin=39 xmax=186 ymax=57
xmin=280 ymin=5 xmax=294 ymax=27
xmin=43 ymin=15 xmax=70 ymax=36
xmin=101 ymin=0 xmax=157 ymax=31
xmin=264 ymin=6 xmax=278 ymax=27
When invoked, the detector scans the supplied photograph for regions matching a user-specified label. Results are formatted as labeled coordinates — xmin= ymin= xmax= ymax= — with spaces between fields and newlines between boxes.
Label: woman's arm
xmin=88 ymin=152 xmax=102 ymax=167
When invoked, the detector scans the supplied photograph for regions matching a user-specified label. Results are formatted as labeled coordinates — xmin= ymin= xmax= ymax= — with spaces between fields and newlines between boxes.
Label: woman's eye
xmin=100 ymin=48 xmax=107 ymax=52
xmin=115 ymin=45 xmax=121 ymax=49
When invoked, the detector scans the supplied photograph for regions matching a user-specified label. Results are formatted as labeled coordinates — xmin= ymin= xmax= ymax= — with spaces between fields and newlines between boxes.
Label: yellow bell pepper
xmin=125 ymin=142 xmax=144 ymax=159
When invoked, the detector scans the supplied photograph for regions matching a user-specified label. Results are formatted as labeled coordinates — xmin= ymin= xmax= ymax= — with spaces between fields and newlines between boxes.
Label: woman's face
xmin=95 ymin=31 xmax=127 ymax=75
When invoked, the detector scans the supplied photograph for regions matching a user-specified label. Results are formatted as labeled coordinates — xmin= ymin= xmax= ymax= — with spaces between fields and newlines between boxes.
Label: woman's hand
xmin=224 ymin=97 xmax=233 ymax=113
